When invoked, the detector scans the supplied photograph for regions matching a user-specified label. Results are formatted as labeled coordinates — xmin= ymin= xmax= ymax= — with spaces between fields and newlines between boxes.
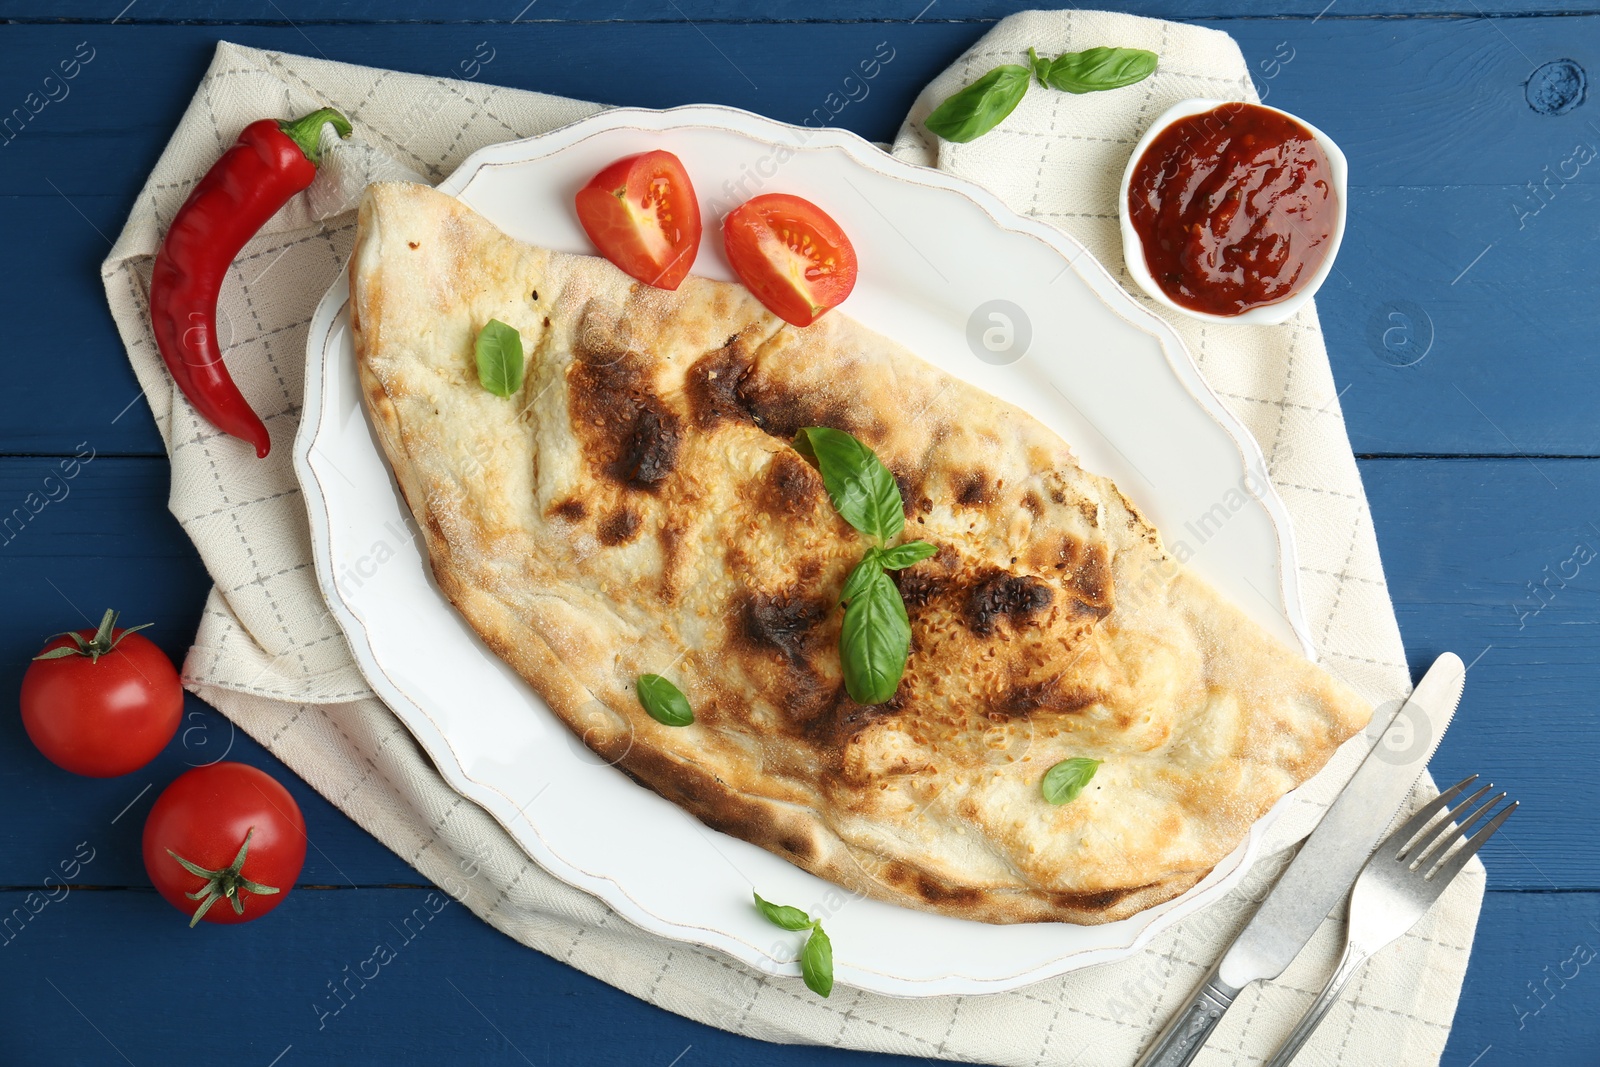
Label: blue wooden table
xmin=1 ymin=2 xmax=1595 ymax=1064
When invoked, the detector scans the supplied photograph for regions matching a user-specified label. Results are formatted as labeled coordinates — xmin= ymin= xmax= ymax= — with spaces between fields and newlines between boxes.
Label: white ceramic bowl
xmin=1118 ymin=97 xmax=1349 ymax=326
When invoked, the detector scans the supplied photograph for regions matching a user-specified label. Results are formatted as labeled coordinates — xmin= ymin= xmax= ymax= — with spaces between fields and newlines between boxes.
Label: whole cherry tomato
xmin=20 ymin=609 xmax=183 ymax=777
xmin=142 ymin=762 xmax=307 ymax=926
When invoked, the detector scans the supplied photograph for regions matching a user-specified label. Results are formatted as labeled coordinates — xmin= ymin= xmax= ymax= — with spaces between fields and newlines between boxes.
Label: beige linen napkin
xmin=101 ymin=12 xmax=1483 ymax=1065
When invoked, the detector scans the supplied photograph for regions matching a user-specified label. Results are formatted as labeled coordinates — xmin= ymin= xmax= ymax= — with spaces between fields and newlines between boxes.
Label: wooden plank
xmin=7 ymin=18 xmax=1595 ymax=194
xmin=4 ymin=1 xmax=1599 ymax=21
xmin=1443 ymin=890 xmax=1600 ymax=1067
xmin=1 ymin=19 xmax=1597 ymax=454
xmin=1324 ymin=185 xmax=1600 ymax=457
xmin=3 ymin=454 xmax=1598 ymax=889
xmin=0 ymin=884 xmax=938 ymax=1067
xmin=0 ymin=196 xmax=165 ymax=455
xmin=0 ymin=883 xmax=1587 ymax=1066
xmin=1364 ymin=458 xmax=1600 ymax=890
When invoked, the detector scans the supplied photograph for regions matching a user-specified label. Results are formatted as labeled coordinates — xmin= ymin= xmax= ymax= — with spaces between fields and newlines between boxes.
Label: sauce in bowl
xmin=1126 ymin=102 xmax=1337 ymax=317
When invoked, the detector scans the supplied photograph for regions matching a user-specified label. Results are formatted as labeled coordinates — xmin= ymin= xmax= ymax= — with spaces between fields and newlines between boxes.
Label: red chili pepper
xmin=148 ymin=107 xmax=352 ymax=457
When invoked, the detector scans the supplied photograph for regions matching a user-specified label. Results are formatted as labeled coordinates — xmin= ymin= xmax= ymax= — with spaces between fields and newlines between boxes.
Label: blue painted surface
xmin=0 ymin=6 xmax=1596 ymax=1065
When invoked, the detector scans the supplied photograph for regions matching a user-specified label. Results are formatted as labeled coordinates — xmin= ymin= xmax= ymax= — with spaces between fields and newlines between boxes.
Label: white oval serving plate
xmin=295 ymin=104 xmax=1315 ymax=997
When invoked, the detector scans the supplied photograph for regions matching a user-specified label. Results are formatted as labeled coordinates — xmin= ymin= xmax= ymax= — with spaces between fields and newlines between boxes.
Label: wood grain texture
xmin=4 ymin=456 xmax=1596 ymax=889
xmin=0 ymin=885 xmax=930 ymax=1067
xmin=3 ymin=17 xmax=1598 ymax=455
xmin=0 ymin=7 xmax=1594 ymax=1066
xmin=0 ymin=884 xmax=1584 ymax=1066
xmin=5 ymin=1 xmax=1600 ymax=21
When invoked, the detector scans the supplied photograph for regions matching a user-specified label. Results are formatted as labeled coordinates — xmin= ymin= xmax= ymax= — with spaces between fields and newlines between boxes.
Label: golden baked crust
xmin=350 ymin=181 xmax=1371 ymax=925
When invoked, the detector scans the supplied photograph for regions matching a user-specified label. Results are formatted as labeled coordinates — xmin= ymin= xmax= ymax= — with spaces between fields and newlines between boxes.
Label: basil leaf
xmin=840 ymin=567 xmax=911 ymax=705
xmin=793 ymin=427 xmax=905 ymax=542
xmin=753 ymin=891 xmax=817 ymax=932
xmin=1043 ymin=47 xmax=1158 ymax=95
xmin=876 ymin=540 xmax=937 ymax=570
xmin=800 ymin=926 xmax=834 ymax=998
xmin=924 ymin=64 xmax=1031 ymax=144
xmin=1041 ymin=757 xmax=1102 ymax=805
xmin=475 ymin=319 xmax=525 ymax=398
xmin=1027 ymin=46 xmax=1052 ymax=88
xmin=636 ymin=674 xmax=694 ymax=727
xmin=839 ymin=551 xmax=884 ymax=605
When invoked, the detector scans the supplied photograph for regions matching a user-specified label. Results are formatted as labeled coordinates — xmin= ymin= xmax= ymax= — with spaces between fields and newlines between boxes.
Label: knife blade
xmin=1132 ymin=651 xmax=1466 ymax=1067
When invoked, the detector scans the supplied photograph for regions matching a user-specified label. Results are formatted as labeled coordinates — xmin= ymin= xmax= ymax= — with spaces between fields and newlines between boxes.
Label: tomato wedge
xmin=574 ymin=150 xmax=702 ymax=290
xmin=723 ymin=193 xmax=858 ymax=327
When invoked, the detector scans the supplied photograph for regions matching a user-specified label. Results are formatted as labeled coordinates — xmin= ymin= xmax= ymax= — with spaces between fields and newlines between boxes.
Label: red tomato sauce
xmin=1127 ymin=103 xmax=1337 ymax=316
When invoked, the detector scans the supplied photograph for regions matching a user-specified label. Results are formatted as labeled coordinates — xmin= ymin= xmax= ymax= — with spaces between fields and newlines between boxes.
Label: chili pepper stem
xmin=277 ymin=107 xmax=353 ymax=166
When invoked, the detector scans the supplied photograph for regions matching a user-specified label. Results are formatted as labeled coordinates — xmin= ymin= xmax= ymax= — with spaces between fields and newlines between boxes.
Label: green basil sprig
xmin=794 ymin=428 xmax=935 ymax=706
xmin=926 ymin=45 xmax=1158 ymax=143
xmin=1041 ymin=757 xmax=1102 ymax=805
xmin=754 ymin=891 xmax=834 ymax=997
xmin=1029 ymin=45 xmax=1157 ymax=94
xmin=839 ymin=565 xmax=910 ymax=707
xmin=637 ymin=673 xmax=695 ymax=727
xmin=924 ymin=64 xmax=1031 ymax=145
xmin=475 ymin=319 xmax=525 ymax=397
xmin=793 ymin=426 xmax=907 ymax=542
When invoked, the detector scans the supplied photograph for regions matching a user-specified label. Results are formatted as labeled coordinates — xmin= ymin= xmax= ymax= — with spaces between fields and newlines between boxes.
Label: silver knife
xmin=1132 ymin=652 xmax=1467 ymax=1067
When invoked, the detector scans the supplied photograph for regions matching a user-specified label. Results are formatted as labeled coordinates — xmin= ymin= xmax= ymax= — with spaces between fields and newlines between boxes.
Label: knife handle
xmin=1131 ymin=966 xmax=1245 ymax=1067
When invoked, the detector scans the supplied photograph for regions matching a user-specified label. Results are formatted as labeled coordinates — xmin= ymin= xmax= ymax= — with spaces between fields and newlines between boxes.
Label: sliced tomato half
xmin=574 ymin=150 xmax=702 ymax=290
xmin=723 ymin=193 xmax=858 ymax=327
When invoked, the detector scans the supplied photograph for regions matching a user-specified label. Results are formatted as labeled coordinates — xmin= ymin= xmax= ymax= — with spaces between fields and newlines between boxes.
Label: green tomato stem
xmin=167 ymin=827 xmax=281 ymax=928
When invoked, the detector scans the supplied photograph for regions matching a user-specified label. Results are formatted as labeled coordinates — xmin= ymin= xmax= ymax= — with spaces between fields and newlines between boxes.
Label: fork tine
xmin=1412 ymin=789 xmax=1505 ymax=871
xmin=1427 ymin=800 xmax=1517 ymax=884
xmin=1383 ymin=775 xmax=1479 ymax=862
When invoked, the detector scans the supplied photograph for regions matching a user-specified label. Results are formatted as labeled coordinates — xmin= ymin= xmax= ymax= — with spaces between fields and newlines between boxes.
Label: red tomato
xmin=20 ymin=609 xmax=182 ymax=777
xmin=722 ymin=193 xmax=858 ymax=327
xmin=142 ymin=762 xmax=307 ymax=927
xmin=574 ymin=150 xmax=702 ymax=290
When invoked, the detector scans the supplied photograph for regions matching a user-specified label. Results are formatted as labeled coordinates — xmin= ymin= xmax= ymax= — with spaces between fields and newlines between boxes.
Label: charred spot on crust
xmin=736 ymin=589 xmax=829 ymax=667
xmin=1069 ymin=546 xmax=1113 ymax=611
xmin=617 ymin=406 xmax=679 ymax=487
xmin=740 ymin=372 xmax=859 ymax=442
xmin=1051 ymin=884 xmax=1152 ymax=912
xmin=891 ymin=466 xmax=930 ymax=519
xmin=760 ymin=451 xmax=826 ymax=517
xmin=1021 ymin=492 xmax=1042 ymax=515
xmin=804 ymin=685 xmax=906 ymax=750
xmin=895 ymin=569 xmax=947 ymax=612
xmin=964 ymin=571 xmax=1054 ymax=636
xmin=568 ymin=351 xmax=681 ymax=491
xmin=549 ymin=498 xmax=587 ymax=522
xmin=955 ymin=472 xmax=991 ymax=507
xmin=407 ymin=241 xmax=419 ymax=250
xmin=990 ymin=677 xmax=1101 ymax=720
xmin=777 ymin=834 xmax=816 ymax=862
xmin=685 ymin=340 xmax=860 ymax=441
xmin=915 ymin=873 xmax=981 ymax=906
xmin=685 ymin=340 xmax=757 ymax=429
xmin=878 ymin=861 xmax=981 ymax=907
xmin=598 ymin=508 xmax=641 ymax=546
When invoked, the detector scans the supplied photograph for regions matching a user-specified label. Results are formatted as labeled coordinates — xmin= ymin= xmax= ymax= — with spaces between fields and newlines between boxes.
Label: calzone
xmin=350 ymin=181 xmax=1371 ymax=925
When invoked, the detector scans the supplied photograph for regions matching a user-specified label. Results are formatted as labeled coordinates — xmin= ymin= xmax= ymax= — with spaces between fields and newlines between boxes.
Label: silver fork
xmin=1264 ymin=775 xmax=1516 ymax=1067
